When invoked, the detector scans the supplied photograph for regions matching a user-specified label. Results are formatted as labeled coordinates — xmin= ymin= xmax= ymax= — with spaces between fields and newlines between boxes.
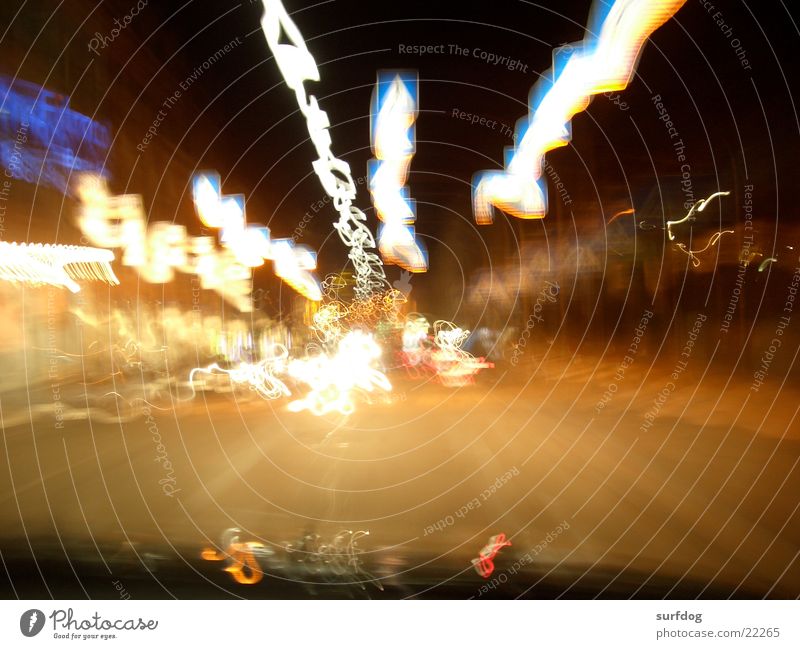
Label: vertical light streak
xmin=369 ymin=72 xmax=427 ymax=272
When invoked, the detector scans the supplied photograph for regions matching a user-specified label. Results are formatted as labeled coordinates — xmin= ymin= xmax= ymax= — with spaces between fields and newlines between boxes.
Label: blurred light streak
xmin=286 ymin=331 xmax=392 ymax=416
xmin=312 ymin=301 xmax=348 ymax=344
xmin=402 ymin=314 xmax=430 ymax=367
xmin=0 ymin=241 xmax=118 ymax=292
xmin=369 ymin=72 xmax=427 ymax=272
xmin=314 ymin=273 xmax=407 ymax=337
xmin=666 ymin=190 xmax=729 ymax=241
xmin=192 ymin=172 xmax=322 ymax=301
xmin=472 ymin=533 xmax=512 ymax=578
xmin=192 ymin=172 xmax=257 ymax=263
xmin=473 ymin=0 xmax=686 ymax=223
xmin=608 ymin=207 xmax=635 ymax=224
xmin=260 ymin=0 xmax=388 ymax=299
xmin=758 ymin=257 xmax=777 ymax=272
xmin=77 ymin=172 xmax=320 ymax=309
xmin=0 ymin=75 xmax=110 ymax=194
xmin=270 ymin=238 xmax=322 ymax=302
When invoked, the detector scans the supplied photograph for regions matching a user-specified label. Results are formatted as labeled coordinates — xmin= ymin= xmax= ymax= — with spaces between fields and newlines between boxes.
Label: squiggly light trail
xmin=0 ymin=242 xmax=118 ymax=292
xmin=369 ymin=72 xmax=427 ymax=272
xmin=430 ymin=320 xmax=494 ymax=387
xmin=188 ymin=345 xmax=291 ymax=401
xmin=473 ymin=0 xmax=686 ymax=224
xmin=664 ymin=190 xmax=732 ymax=267
xmin=666 ymin=190 xmax=729 ymax=241
xmin=260 ymin=0 xmax=388 ymax=299
xmin=759 ymin=258 xmax=778 ymax=272
xmin=677 ymin=229 xmax=734 ymax=268
xmin=201 ymin=528 xmax=270 ymax=585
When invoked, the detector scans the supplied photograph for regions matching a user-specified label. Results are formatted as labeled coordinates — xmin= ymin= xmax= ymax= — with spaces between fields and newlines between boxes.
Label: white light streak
xmin=192 ymin=172 xmax=322 ymax=301
xmin=77 ymin=172 xmax=321 ymax=308
xmin=758 ymin=257 xmax=777 ymax=272
xmin=260 ymin=0 xmax=388 ymax=299
xmin=189 ymin=344 xmax=291 ymax=400
xmin=369 ymin=72 xmax=427 ymax=272
xmin=286 ymin=331 xmax=391 ymax=416
xmin=666 ymin=190 xmax=729 ymax=241
xmin=473 ymin=0 xmax=687 ymax=223
xmin=0 ymin=241 xmax=118 ymax=292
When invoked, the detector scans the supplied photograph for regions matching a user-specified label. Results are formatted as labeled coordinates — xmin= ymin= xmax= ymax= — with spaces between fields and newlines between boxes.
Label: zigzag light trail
xmin=473 ymin=0 xmax=687 ymax=224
